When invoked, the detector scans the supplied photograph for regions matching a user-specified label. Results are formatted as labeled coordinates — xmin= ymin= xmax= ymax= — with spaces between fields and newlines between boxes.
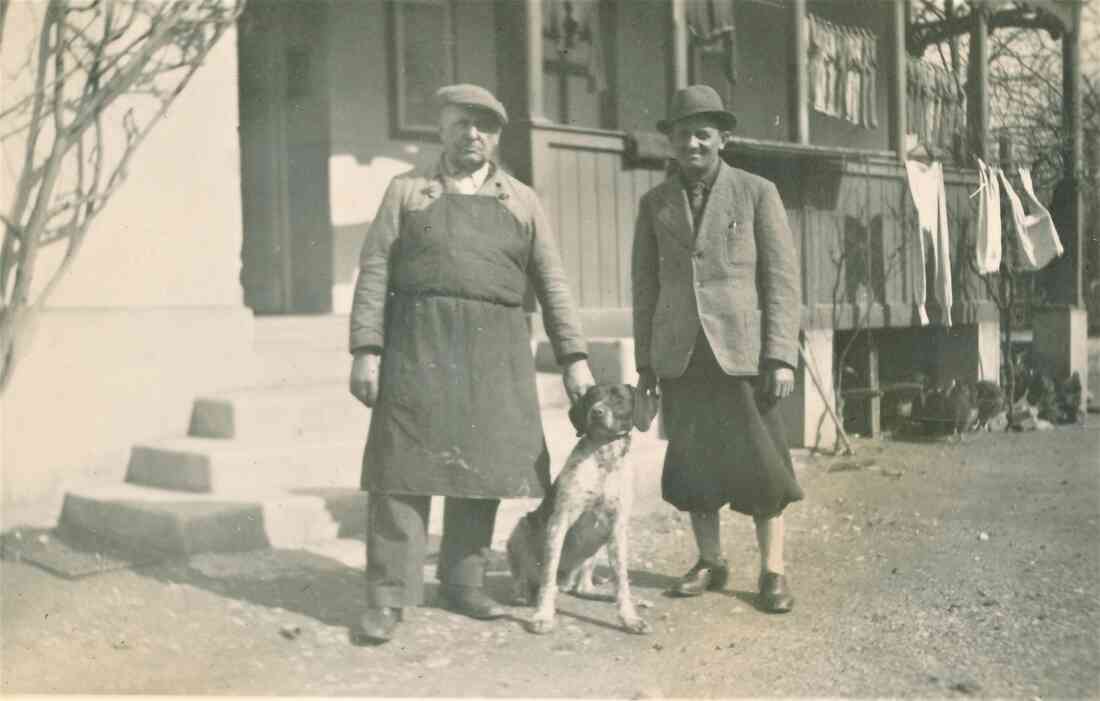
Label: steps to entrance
xmin=59 ymin=483 xmax=366 ymax=556
xmin=58 ymin=315 xmax=607 ymax=559
xmin=189 ymin=382 xmax=368 ymax=441
xmin=125 ymin=437 xmax=364 ymax=493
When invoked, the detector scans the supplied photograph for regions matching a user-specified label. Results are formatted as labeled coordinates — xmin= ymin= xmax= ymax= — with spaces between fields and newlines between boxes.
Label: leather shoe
xmin=757 ymin=572 xmax=794 ymax=613
xmin=351 ymin=606 xmax=402 ymax=645
xmin=439 ymin=585 xmax=506 ymax=620
xmin=669 ymin=559 xmax=729 ymax=597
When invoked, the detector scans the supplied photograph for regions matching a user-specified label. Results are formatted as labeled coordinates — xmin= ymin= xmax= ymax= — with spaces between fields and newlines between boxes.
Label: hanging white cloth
xmin=905 ymin=160 xmax=953 ymax=326
xmin=974 ymin=158 xmax=1002 ymax=274
xmin=997 ymin=167 xmax=1064 ymax=271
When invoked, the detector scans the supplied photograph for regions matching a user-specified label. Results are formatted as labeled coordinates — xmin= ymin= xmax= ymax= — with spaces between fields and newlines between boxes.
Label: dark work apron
xmin=362 ymin=194 xmax=551 ymax=499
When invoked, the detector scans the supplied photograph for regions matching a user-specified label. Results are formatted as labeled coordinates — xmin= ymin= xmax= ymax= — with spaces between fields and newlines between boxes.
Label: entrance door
xmin=237 ymin=2 xmax=332 ymax=314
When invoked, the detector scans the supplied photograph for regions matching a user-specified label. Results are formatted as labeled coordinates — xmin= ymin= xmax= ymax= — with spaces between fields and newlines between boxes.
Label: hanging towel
xmin=861 ymin=30 xmax=878 ymax=128
xmin=905 ymin=160 xmax=954 ymax=326
xmin=998 ymin=168 xmax=1064 ymax=270
xmin=974 ymin=158 xmax=1002 ymax=274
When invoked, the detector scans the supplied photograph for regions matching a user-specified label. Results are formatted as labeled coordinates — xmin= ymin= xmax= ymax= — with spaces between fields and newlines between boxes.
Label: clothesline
xmin=806 ymin=13 xmax=879 ymax=129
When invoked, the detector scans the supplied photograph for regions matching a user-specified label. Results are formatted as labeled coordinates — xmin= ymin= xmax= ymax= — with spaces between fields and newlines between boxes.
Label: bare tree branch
xmin=0 ymin=0 xmax=244 ymax=390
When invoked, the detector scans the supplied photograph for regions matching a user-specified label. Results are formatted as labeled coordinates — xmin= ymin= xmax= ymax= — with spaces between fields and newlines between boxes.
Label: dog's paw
xmin=620 ymin=616 xmax=652 ymax=635
xmin=527 ymin=615 xmax=556 ymax=635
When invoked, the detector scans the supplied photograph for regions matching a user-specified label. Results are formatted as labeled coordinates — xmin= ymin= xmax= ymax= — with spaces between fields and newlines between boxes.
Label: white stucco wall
xmin=1 ymin=10 xmax=254 ymax=524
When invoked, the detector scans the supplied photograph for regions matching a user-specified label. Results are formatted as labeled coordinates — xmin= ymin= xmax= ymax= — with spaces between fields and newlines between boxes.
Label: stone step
xmin=58 ymin=484 xmax=366 ymax=556
xmin=188 ymin=383 xmax=369 ymax=440
xmin=58 ymin=481 xmax=538 ymax=559
xmin=189 ymin=375 xmax=569 ymax=441
xmin=124 ymin=437 xmax=363 ymax=493
xmin=59 ymin=404 xmax=671 ymax=559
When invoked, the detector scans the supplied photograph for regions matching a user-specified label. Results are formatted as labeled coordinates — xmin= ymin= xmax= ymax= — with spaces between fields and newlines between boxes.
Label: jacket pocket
xmin=723 ymin=220 xmax=755 ymax=266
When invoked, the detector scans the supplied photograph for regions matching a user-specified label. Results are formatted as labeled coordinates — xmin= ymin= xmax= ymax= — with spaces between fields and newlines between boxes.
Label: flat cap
xmin=434 ymin=83 xmax=509 ymax=126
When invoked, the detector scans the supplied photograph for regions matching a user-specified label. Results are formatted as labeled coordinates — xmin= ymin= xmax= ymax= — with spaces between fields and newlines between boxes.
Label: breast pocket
xmin=724 ymin=219 xmax=755 ymax=266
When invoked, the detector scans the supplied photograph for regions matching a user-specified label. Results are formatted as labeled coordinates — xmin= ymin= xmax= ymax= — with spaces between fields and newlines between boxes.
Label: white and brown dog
xmin=506 ymin=383 xmax=654 ymax=635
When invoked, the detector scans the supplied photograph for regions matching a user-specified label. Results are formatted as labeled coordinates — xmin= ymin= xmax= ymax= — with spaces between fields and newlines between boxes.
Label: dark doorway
xmin=237 ymin=1 xmax=333 ymax=314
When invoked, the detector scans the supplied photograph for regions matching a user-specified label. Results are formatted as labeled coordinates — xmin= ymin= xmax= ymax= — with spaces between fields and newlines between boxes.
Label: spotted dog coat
xmin=506 ymin=384 xmax=651 ymax=635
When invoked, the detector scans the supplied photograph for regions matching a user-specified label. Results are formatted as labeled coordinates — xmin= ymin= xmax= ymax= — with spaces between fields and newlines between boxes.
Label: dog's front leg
xmin=607 ymin=510 xmax=650 ymax=635
xmin=529 ymin=506 xmax=577 ymax=635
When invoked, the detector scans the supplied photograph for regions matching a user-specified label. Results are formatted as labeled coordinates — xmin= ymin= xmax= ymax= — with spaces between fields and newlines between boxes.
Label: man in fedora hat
xmin=632 ymin=84 xmax=803 ymax=613
xmin=348 ymin=83 xmax=594 ymax=644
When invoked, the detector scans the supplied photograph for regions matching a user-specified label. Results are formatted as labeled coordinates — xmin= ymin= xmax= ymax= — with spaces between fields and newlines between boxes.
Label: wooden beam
xmin=908 ymin=4 xmax=1069 ymax=54
xmin=1061 ymin=0 xmax=1084 ymax=307
xmin=791 ymin=0 xmax=809 ymax=145
xmin=891 ymin=0 xmax=907 ymax=160
xmin=670 ymin=0 xmax=689 ymax=91
xmin=967 ymin=6 xmax=990 ymax=163
xmin=867 ymin=334 xmax=881 ymax=438
xmin=526 ymin=0 xmax=547 ymax=124
xmin=1062 ymin=1 xmax=1082 ymax=181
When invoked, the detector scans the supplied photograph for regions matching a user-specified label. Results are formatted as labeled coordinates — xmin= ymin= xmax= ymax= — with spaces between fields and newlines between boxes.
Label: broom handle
xmin=799 ymin=339 xmax=855 ymax=455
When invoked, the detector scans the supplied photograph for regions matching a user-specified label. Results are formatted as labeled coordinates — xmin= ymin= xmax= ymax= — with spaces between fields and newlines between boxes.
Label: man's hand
xmin=766 ymin=365 xmax=795 ymax=400
xmin=637 ymin=367 xmax=660 ymax=399
xmin=563 ymin=358 xmax=596 ymax=405
xmin=350 ymin=351 xmax=381 ymax=407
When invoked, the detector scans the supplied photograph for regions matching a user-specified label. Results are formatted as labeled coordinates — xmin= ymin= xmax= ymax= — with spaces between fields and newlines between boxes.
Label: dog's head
xmin=568 ymin=384 xmax=640 ymax=440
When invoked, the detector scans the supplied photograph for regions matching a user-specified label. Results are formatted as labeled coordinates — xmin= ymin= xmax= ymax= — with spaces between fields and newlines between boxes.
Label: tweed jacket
xmin=349 ymin=158 xmax=586 ymax=364
xmin=632 ymin=161 xmax=800 ymax=378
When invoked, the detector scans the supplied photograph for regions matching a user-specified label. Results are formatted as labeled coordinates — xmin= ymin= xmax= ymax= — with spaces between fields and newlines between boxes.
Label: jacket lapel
xmin=655 ymin=181 xmax=695 ymax=249
xmin=695 ymin=162 xmax=739 ymax=252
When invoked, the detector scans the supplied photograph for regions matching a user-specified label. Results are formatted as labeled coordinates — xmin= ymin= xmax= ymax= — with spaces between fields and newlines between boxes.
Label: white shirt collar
xmin=442 ymin=160 xmax=491 ymax=195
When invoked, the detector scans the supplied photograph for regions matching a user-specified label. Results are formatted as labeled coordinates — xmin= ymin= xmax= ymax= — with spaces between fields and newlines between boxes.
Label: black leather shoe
xmin=757 ymin=572 xmax=794 ymax=613
xmin=439 ymin=585 xmax=507 ymax=620
xmin=669 ymin=559 xmax=729 ymax=597
xmin=351 ymin=607 xmax=402 ymax=645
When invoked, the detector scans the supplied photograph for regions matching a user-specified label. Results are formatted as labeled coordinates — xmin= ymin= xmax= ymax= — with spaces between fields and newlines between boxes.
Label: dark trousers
xmin=365 ymin=493 xmax=500 ymax=608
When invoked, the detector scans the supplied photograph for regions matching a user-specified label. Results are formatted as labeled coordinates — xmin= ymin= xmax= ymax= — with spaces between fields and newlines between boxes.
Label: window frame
xmin=388 ymin=0 xmax=457 ymax=140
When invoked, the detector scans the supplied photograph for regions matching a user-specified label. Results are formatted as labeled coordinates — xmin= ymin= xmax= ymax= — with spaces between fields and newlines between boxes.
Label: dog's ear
xmin=569 ymin=390 xmax=591 ymax=436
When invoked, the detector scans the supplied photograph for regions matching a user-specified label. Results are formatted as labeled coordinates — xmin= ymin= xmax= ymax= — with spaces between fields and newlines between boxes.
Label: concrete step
xmin=124 ymin=436 xmax=363 ymax=493
xmin=57 ymin=481 xmax=536 ymax=559
xmin=190 ymin=375 xmax=569 ymax=441
xmin=59 ymin=403 xmax=670 ymax=559
xmin=188 ymin=383 xmax=369 ymax=441
xmin=58 ymin=484 xmax=367 ymax=556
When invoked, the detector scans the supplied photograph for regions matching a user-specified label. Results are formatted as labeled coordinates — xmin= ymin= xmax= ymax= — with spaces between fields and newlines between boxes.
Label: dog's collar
xmin=577 ymin=429 xmax=632 ymax=441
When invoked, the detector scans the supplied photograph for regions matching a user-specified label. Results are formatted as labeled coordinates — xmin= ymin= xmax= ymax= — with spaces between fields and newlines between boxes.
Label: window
xmin=542 ymin=0 xmax=613 ymax=128
xmin=390 ymin=0 xmax=456 ymax=138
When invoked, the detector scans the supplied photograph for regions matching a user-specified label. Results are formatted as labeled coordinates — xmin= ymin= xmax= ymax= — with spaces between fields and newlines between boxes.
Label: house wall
xmin=326 ymin=0 xmax=501 ymax=314
xmin=0 ymin=14 xmax=254 ymax=525
xmin=324 ymin=0 xmax=678 ymax=315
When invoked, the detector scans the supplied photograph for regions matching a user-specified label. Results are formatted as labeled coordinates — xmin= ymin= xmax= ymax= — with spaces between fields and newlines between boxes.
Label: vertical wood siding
xmin=528 ymin=126 xmax=989 ymax=330
xmin=532 ymin=129 xmax=665 ymax=309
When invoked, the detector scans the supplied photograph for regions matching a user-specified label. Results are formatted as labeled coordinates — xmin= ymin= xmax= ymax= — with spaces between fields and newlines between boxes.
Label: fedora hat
xmin=657 ymin=85 xmax=737 ymax=133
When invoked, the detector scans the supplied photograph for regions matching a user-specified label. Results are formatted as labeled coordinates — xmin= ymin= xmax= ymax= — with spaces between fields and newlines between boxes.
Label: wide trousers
xmin=365 ymin=493 xmax=499 ymax=608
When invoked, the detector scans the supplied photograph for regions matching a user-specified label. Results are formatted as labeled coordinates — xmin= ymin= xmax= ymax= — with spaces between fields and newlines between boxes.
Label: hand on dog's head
xmin=569 ymin=384 xmax=649 ymax=440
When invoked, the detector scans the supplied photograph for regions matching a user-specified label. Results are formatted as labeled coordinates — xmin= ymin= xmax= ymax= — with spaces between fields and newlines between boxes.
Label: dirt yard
xmin=3 ymin=423 xmax=1098 ymax=698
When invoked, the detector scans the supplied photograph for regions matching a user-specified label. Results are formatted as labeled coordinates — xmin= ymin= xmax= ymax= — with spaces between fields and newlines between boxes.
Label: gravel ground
xmin=3 ymin=421 xmax=1098 ymax=698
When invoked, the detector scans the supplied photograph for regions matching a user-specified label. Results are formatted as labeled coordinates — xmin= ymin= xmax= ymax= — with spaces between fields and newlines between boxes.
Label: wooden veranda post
xmin=1060 ymin=0 xmax=1084 ymax=308
xmin=890 ymin=0 xmax=907 ymax=161
xmin=967 ymin=3 xmax=990 ymax=162
xmin=791 ymin=0 xmax=809 ymax=145
xmin=670 ymin=0 xmax=689 ymax=91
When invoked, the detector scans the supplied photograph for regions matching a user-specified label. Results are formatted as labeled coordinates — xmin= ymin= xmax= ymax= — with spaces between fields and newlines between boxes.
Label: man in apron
xmin=348 ymin=84 xmax=594 ymax=644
